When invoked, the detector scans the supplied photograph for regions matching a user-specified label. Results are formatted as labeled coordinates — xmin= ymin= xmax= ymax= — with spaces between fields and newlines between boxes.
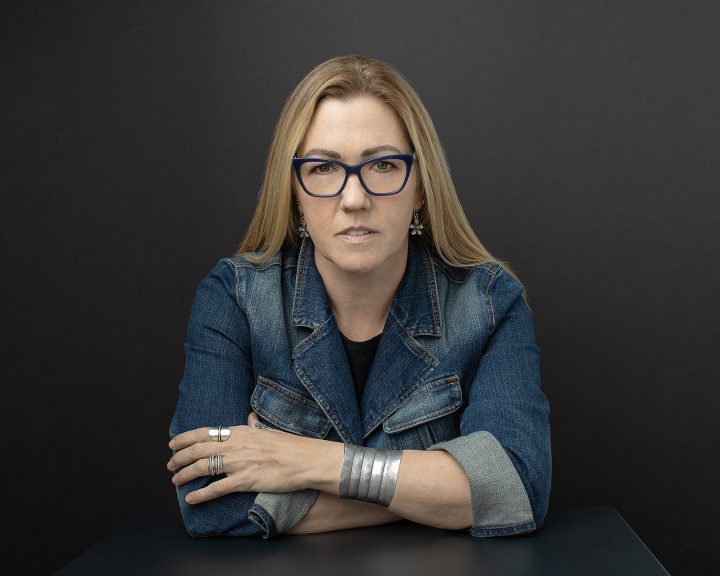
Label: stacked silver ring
xmin=209 ymin=426 xmax=231 ymax=442
xmin=339 ymin=444 xmax=403 ymax=507
xmin=208 ymin=454 xmax=224 ymax=476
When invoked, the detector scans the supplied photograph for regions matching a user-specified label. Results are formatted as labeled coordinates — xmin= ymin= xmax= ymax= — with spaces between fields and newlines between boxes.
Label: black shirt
xmin=340 ymin=332 xmax=382 ymax=402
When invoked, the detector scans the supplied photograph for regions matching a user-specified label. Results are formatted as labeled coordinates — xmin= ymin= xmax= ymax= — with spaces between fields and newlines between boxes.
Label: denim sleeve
xmin=428 ymin=268 xmax=551 ymax=537
xmin=169 ymin=259 xmax=273 ymax=537
xmin=250 ymin=490 xmax=321 ymax=535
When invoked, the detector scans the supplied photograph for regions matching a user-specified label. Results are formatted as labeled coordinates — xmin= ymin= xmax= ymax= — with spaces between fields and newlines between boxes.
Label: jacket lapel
xmin=291 ymin=239 xmax=364 ymax=445
xmin=290 ymin=237 xmax=442 ymax=445
xmin=360 ymin=239 xmax=442 ymax=438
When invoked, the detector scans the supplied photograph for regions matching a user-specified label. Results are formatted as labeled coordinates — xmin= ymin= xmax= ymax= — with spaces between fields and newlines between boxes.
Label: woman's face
xmin=294 ymin=95 xmax=422 ymax=280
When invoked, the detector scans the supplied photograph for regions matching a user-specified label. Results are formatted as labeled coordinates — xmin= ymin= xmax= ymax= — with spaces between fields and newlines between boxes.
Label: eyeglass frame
xmin=291 ymin=152 xmax=417 ymax=198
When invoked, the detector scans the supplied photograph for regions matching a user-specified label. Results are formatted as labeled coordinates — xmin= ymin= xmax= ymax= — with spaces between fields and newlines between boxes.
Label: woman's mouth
xmin=338 ymin=227 xmax=375 ymax=242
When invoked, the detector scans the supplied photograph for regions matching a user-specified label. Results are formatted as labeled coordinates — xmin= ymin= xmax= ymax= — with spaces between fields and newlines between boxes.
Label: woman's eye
xmin=312 ymin=163 xmax=334 ymax=174
xmin=373 ymin=160 xmax=394 ymax=171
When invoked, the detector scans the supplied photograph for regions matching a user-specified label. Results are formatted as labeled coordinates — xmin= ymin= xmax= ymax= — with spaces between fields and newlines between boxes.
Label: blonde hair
xmin=235 ymin=55 xmax=527 ymax=299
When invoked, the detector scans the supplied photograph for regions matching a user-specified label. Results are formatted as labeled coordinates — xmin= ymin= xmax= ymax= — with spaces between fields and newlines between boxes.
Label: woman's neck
xmin=315 ymin=256 xmax=407 ymax=342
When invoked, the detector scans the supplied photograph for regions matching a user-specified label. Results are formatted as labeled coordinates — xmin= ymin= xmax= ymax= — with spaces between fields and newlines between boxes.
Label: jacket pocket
xmin=251 ymin=375 xmax=332 ymax=439
xmin=382 ymin=375 xmax=462 ymax=448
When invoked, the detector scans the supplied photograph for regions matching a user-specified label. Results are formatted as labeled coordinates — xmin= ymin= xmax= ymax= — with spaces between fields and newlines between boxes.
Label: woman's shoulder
xmin=428 ymin=251 xmax=528 ymax=322
xmin=219 ymin=248 xmax=297 ymax=271
xmin=430 ymin=249 xmax=522 ymax=290
xmin=220 ymin=244 xmax=299 ymax=272
xmin=431 ymin=254 xmax=501 ymax=284
xmin=196 ymin=245 xmax=299 ymax=298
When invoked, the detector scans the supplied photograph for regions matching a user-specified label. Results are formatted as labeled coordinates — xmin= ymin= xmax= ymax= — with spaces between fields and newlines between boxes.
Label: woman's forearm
xmin=169 ymin=420 xmax=472 ymax=533
xmin=390 ymin=448 xmax=472 ymax=530
xmin=286 ymin=491 xmax=403 ymax=534
xmin=303 ymin=440 xmax=472 ymax=531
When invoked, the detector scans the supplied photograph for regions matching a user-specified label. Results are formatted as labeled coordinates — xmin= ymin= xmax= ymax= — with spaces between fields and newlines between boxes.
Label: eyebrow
xmin=300 ymin=145 xmax=403 ymax=159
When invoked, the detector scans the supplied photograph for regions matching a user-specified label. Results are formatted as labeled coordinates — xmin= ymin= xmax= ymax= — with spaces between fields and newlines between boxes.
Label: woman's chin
xmin=314 ymin=240 xmax=408 ymax=279
xmin=336 ymin=258 xmax=382 ymax=276
xmin=320 ymin=252 xmax=386 ymax=277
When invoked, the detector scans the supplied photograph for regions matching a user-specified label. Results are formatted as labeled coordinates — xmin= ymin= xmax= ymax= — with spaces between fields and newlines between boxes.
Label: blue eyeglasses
xmin=292 ymin=153 xmax=416 ymax=197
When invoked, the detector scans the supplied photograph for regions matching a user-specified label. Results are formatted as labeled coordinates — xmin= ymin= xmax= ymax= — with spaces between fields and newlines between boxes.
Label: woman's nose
xmin=339 ymin=173 xmax=371 ymax=211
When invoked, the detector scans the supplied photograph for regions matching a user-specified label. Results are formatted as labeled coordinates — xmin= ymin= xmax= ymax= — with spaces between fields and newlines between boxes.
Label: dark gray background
xmin=2 ymin=1 xmax=718 ymax=574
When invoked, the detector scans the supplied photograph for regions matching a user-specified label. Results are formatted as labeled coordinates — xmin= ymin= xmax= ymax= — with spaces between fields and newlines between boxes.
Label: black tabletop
xmin=55 ymin=506 xmax=669 ymax=576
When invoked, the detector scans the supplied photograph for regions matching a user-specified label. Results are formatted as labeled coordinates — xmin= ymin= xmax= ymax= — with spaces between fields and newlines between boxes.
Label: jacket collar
xmin=291 ymin=237 xmax=442 ymax=337
xmin=290 ymin=237 xmax=442 ymax=444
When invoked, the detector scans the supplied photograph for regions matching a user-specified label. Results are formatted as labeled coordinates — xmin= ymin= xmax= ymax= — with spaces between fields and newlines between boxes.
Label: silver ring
xmin=209 ymin=426 xmax=231 ymax=442
xmin=208 ymin=454 xmax=224 ymax=476
xmin=251 ymin=422 xmax=268 ymax=430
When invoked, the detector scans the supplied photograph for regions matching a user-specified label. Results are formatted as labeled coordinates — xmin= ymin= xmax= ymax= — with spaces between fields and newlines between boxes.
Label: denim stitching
xmin=291 ymin=239 xmax=310 ymax=325
xmin=256 ymin=375 xmax=327 ymax=414
xmin=229 ymin=254 xmax=281 ymax=272
xmin=433 ymin=259 xmax=499 ymax=285
xmin=292 ymin=322 xmax=326 ymax=356
xmin=251 ymin=380 xmax=331 ymax=438
xmin=484 ymin=265 xmax=502 ymax=329
xmin=361 ymin=323 xmax=439 ymax=437
xmin=470 ymin=521 xmax=536 ymax=537
xmin=294 ymin=362 xmax=352 ymax=444
xmin=401 ymin=326 xmax=440 ymax=366
xmin=383 ymin=375 xmax=463 ymax=433
xmin=420 ymin=243 xmax=442 ymax=334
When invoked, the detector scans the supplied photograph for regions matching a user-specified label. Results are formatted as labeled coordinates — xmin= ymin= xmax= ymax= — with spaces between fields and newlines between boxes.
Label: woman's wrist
xmin=300 ymin=437 xmax=345 ymax=494
xmin=339 ymin=444 xmax=403 ymax=507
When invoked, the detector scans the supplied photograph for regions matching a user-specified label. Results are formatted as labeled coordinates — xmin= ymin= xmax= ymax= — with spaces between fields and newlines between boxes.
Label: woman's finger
xmin=169 ymin=425 xmax=240 ymax=451
xmin=247 ymin=411 xmax=259 ymax=426
xmin=169 ymin=427 xmax=213 ymax=451
xmin=171 ymin=456 xmax=213 ymax=486
xmin=185 ymin=476 xmax=237 ymax=505
xmin=167 ymin=441 xmax=216 ymax=472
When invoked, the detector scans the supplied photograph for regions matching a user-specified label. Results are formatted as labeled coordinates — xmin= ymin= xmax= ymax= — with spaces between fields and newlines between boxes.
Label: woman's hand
xmin=167 ymin=412 xmax=334 ymax=505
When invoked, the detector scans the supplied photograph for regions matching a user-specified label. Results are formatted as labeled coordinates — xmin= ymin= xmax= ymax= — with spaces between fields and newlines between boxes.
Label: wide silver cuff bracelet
xmin=338 ymin=444 xmax=403 ymax=507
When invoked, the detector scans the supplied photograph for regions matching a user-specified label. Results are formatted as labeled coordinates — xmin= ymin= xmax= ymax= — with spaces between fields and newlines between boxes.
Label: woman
xmin=167 ymin=55 xmax=551 ymax=538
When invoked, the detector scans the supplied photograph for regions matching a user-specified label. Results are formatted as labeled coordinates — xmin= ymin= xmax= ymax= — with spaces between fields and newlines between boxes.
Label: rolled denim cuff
xmin=247 ymin=502 xmax=277 ymax=539
xmin=428 ymin=431 xmax=536 ymax=537
xmin=249 ymin=489 xmax=321 ymax=538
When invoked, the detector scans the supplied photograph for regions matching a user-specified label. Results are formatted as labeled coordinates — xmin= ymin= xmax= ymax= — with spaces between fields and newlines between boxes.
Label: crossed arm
xmin=169 ymin=262 xmax=549 ymax=537
xmin=167 ymin=411 xmax=473 ymax=534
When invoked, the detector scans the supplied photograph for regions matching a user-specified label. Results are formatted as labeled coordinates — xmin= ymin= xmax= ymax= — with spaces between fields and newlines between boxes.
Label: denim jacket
xmin=169 ymin=237 xmax=551 ymax=538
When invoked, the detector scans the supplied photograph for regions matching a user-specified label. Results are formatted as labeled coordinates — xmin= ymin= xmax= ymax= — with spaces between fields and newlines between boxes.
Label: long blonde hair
xmin=235 ymin=55 xmax=527 ymax=298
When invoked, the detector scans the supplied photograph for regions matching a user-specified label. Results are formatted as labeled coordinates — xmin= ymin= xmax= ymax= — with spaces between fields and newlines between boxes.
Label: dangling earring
xmin=298 ymin=214 xmax=309 ymax=238
xmin=410 ymin=210 xmax=423 ymax=235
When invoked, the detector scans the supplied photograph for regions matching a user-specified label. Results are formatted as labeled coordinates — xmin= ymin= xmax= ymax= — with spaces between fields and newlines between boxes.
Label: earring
xmin=410 ymin=211 xmax=423 ymax=235
xmin=298 ymin=214 xmax=309 ymax=238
